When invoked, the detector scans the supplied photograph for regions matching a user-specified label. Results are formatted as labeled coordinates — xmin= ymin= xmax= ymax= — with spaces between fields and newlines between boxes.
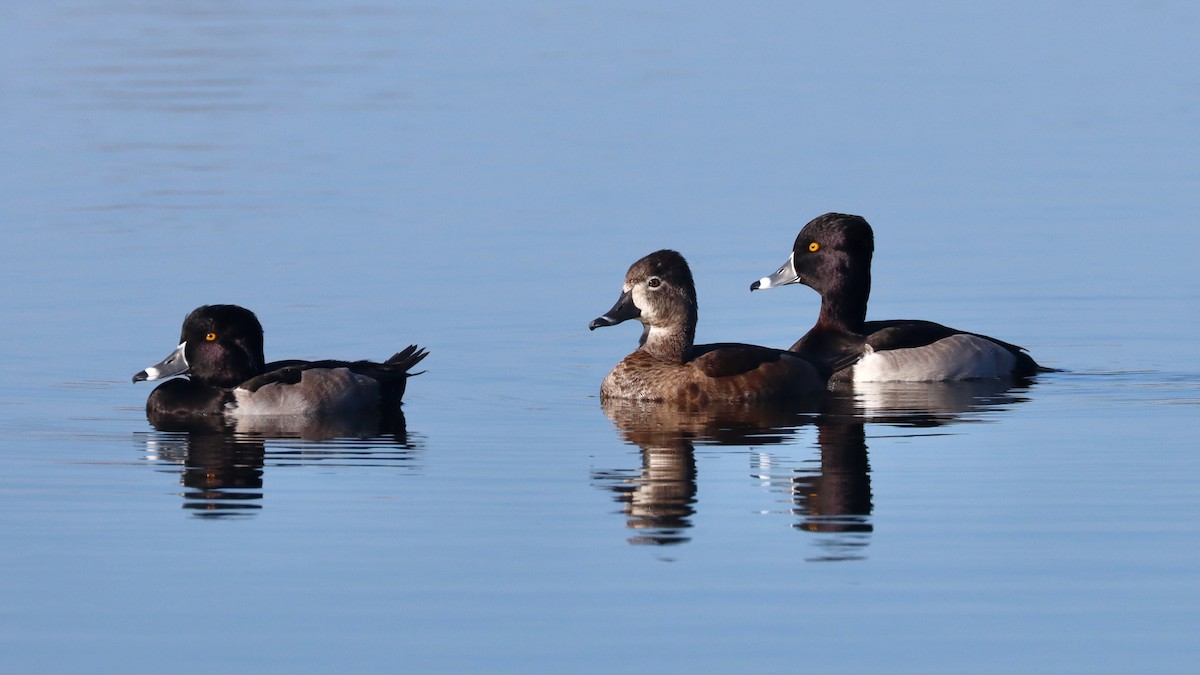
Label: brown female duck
xmin=589 ymin=250 xmax=834 ymax=404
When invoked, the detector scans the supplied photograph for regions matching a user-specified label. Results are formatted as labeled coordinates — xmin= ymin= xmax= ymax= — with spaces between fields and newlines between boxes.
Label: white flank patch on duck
xmin=851 ymin=334 xmax=1017 ymax=382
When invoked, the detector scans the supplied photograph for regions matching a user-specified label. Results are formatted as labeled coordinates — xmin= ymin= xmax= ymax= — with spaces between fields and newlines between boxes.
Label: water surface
xmin=2 ymin=2 xmax=1198 ymax=673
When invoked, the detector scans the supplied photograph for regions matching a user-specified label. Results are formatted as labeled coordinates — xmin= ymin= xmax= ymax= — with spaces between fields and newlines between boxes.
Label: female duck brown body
xmin=590 ymin=250 xmax=833 ymax=405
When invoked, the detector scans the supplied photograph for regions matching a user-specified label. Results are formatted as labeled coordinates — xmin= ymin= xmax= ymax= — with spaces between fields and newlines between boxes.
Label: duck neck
xmin=817 ymin=266 xmax=870 ymax=333
xmin=639 ymin=319 xmax=695 ymax=364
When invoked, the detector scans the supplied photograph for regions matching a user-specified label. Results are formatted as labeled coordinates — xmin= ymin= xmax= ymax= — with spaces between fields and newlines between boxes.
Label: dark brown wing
xmin=686 ymin=342 xmax=795 ymax=378
xmin=686 ymin=343 xmax=826 ymax=401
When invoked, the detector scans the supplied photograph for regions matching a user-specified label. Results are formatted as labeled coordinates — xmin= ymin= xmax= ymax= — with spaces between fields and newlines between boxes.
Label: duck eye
xmin=205 ymin=332 xmax=217 ymax=341
xmin=808 ymin=242 xmax=820 ymax=252
xmin=647 ymin=277 xmax=662 ymax=289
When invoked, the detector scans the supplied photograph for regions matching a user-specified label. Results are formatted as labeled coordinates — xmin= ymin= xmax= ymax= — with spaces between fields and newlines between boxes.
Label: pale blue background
xmin=1 ymin=2 xmax=1197 ymax=673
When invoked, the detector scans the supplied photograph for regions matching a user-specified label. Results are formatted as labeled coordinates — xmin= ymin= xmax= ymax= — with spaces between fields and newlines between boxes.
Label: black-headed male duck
xmin=751 ymin=213 xmax=1051 ymax=382
xmin=134 ymin=304 xmax=426 ymax=425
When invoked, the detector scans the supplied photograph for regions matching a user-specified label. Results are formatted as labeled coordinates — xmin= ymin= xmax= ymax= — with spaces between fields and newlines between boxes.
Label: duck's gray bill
xmin=750 ymin=252 xmax=799 ymax=291
xmin=133 ymin=342 xmax=189 ymax=383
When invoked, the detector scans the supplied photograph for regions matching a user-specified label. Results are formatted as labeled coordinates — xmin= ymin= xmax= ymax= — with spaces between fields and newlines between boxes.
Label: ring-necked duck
xmin=133 ymin=305 xmax=427 ymax=424
xmin=589 ymin=250 xmax=837 ymax=404
xmin=750 ymin=213 xmax=1052 ymax=382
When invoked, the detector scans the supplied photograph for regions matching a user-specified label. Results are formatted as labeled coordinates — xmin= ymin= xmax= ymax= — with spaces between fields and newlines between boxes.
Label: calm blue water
xmin=2 ymin=2 xmax=1198 ymax=673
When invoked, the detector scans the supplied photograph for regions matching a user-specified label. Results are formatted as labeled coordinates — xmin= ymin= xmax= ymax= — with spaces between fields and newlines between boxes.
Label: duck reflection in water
xmin=595 ymin=378 xmax=1034 ymax=558
xmin=791 ymin=378 xmax=1034 ymax=560
xmin=788 ymin=390 xmax=873 ymax=561
xmin=593 ymin=399 xmax=817 ymax=546
xmin=140 ymin=420 xmax=266 ymax=517
xmin=136 ymin=410 xmax=413 ymax=517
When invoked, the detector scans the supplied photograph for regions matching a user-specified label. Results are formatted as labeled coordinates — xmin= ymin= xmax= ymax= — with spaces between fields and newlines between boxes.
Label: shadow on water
xmin=593 ymin=378 xmax=1035 ymax=560
xmin=133 ymin=410 xmax=418 ymax=518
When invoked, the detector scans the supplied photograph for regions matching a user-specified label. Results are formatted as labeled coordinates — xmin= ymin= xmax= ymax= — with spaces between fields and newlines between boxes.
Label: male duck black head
xmin=751 ymin=212 xmax=1053 ymax=381
xmin=134 ymin=304 xmax=427 ymax=426
xmin=589 ymin=250 xmax=831 ymax=405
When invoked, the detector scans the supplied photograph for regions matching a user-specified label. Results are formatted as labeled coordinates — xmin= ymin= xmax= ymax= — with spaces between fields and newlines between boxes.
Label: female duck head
xmin=589 ymin=250 xmax=698 ymax=354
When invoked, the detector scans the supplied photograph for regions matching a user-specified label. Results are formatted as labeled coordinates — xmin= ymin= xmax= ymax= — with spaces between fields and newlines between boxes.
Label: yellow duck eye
xmin=205 ymin=332 xmax=217 ymax=341
xmin=808 ymin=242 xmax=820 ymax=252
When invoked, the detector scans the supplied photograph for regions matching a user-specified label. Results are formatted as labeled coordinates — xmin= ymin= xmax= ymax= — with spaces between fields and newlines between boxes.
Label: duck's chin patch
xmin=851 ymin=335 xmax=1017 ymax=382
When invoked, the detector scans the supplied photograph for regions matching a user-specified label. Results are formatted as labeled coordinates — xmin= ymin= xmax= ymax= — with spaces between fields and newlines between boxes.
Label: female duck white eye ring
xmin=648 ymin=277 xmax=662 ymax=288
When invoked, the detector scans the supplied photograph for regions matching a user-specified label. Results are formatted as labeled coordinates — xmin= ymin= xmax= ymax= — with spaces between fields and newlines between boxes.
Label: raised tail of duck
xmin=385 ymin=344 xmax=429 ymax=376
